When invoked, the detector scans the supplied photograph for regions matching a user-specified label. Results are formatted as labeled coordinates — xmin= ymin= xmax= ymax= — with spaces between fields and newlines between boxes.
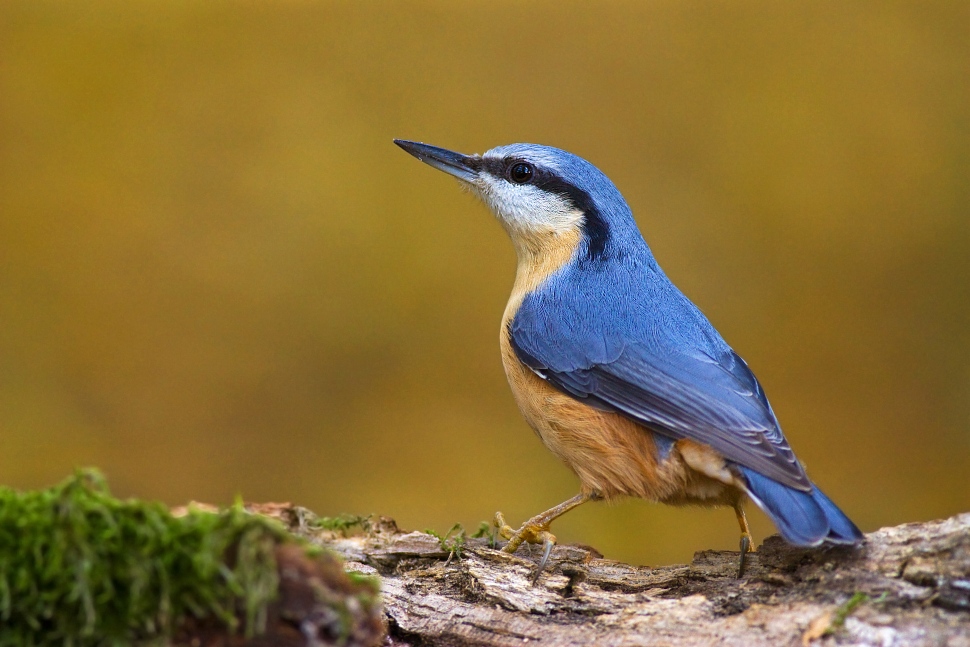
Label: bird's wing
xmin=509 ymin=272 xmax=811 ymax=491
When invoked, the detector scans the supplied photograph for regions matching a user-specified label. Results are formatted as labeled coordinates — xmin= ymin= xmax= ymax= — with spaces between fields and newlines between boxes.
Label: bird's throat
xmin=502 ymin=225 xmax=582 ymax=326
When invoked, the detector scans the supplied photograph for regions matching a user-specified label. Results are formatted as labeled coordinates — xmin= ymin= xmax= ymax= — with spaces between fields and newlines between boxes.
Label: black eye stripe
xmin=481 ymin=158 xmax=537 ymax=184
xmin=480 ymin=154 xmax=610 ymax=260
xmin=482 ymin=158 xmax=506 ymax=177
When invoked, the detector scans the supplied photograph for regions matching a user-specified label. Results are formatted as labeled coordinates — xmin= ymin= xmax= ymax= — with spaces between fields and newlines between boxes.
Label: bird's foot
xmin=493 ymin=511 xmax=557 ymax=583
xmin=733 ymin=501 xmax=754 ymax=578
xmin=737 ymin=531 xmax=752 ymax=578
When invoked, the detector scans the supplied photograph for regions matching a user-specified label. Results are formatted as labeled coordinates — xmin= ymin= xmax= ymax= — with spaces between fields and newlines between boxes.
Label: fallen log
xmin=252 ymin=504 xmax=970 ymax=647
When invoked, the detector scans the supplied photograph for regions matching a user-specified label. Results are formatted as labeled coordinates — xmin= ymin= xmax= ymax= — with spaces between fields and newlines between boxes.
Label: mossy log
xmin=4 ymin=473 xmax=967 ymax=645
xmin=0 ymin=472 xmax=383 ymax=647
xmin=256 ymin=504 xmax=970 ymax=647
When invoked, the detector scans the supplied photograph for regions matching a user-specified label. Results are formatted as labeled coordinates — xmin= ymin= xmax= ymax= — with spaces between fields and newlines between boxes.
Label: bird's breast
xmin=499 ymin=334 xmax=743 ymax=506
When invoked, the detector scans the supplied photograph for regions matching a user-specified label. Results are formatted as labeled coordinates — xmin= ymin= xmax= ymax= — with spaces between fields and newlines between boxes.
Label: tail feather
xmin=739 ymin=466 xmax=863 ymax=546
xmin=809 ymin=486 xmax=865 ymax=544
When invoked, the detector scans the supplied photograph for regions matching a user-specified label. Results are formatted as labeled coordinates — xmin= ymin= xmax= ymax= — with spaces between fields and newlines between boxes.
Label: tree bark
xmin=251 ymin=505 xmax=970 ymax=647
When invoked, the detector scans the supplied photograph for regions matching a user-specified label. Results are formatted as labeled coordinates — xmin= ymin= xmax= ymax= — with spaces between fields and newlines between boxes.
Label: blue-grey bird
xmin=394 ymin=139 xmax=864 ymax=577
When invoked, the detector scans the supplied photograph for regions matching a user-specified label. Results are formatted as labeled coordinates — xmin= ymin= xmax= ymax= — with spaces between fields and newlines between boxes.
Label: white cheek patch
xmin=474 ymin=176 xmax=583 ymax=235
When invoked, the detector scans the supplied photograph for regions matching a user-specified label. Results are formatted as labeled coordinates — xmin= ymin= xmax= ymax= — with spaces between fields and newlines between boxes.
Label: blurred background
xmin=1 ymin=1 xmax=967 ymax=566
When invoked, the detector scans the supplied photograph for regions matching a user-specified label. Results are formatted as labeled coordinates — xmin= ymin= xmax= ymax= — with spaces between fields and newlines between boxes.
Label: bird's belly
xmin=499 ymin=331 xmax=741 ymax=505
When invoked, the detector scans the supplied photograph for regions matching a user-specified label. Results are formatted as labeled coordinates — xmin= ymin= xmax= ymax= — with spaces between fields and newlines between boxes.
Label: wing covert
xmin=509 ymin=277 xmax=811 ymax=491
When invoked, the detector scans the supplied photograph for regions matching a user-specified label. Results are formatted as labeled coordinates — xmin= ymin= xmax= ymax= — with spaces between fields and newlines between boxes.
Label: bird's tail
xmin=738 ymin=466 xmax=864 ymax=546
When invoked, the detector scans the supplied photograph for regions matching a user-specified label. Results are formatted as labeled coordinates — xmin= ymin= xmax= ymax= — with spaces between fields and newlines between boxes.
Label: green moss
xmin=825 ymin=591 xmax=869 ymax=635
xmin=309 ymin=514 xmax=372 ymax=535
xmin=0 ymin=469 xmax=289 ymax=646
xmin=470 ymin=521 xmax=494 ymax=540
xmin=425 ymin=521 xmax=494 ymax=559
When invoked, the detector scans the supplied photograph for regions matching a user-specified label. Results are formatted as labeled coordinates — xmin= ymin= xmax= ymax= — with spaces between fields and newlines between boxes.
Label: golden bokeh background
xmin=1 ymin=1 xmax=968 ymax=565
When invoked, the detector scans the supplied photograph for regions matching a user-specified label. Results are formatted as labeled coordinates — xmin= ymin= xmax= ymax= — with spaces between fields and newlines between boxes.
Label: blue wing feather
xmin=510 ymin=253 xmax=812 ymax=491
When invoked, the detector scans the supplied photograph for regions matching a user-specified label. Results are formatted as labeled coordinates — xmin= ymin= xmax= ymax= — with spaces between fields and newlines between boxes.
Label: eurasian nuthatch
xmin=394 ymin=139 xmax=863 ymax=578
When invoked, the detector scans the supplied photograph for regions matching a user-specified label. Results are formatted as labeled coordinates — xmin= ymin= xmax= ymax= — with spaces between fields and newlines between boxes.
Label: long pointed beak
xmin=394 ymin=139 xmax=480 ymax=183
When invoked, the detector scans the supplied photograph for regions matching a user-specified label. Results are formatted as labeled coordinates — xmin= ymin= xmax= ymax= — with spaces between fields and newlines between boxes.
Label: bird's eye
xmin=508 ymin=162 xmax=534 ymax=184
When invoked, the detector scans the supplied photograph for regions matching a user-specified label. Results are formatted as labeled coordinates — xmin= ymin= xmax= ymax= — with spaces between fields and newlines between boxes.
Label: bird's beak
xmin=394 ymin=139 xmax=480 ymax=183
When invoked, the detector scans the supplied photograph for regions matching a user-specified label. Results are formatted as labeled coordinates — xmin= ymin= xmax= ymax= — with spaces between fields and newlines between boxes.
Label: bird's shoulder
xmin=510 ymin=256 xmax=725 ymax=366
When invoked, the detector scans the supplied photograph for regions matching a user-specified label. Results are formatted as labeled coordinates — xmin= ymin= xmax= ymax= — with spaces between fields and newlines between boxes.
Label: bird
xmin=393 ymin=138 xmax=864 ymax=579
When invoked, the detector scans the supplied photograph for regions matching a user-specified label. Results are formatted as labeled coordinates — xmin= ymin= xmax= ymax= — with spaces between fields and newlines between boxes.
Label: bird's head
xmin=394 ymin=140 xmax=642 ymax=263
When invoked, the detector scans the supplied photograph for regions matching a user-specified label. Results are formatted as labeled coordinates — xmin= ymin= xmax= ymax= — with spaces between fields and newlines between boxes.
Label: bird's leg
xmin=493 ymin=493 xmax=593 ymax=583
xmin=734 ymin=501 xmax=753 ymax=578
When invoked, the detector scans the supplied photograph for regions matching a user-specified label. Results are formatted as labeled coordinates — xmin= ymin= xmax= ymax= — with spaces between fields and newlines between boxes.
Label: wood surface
xmin=248 ymin=504 xmax=970 ymax=646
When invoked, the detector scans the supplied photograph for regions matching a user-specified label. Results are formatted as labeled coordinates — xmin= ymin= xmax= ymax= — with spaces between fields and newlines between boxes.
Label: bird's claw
xmin=493 ymin=511 xmax=515 ymax=541
xmin=493 ymin=511 xmax=558 ymax=583
xmin=737 ymin=532 xmax=752 ymax=578
xmin=532 ymin=538 xmax=555 ymax=584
